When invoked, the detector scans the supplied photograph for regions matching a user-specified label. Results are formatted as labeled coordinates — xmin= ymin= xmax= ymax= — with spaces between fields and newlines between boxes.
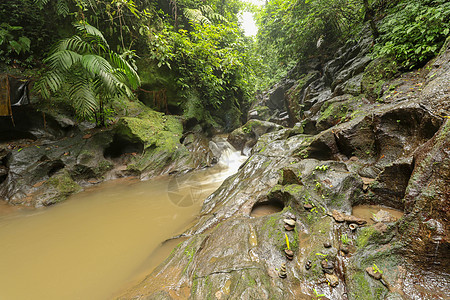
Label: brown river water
xmin=0 ymin=149 xmax=246 ymax=300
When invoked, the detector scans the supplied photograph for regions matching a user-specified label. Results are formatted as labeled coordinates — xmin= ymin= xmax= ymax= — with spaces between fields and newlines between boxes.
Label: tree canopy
xmin=0 ymin=0 xmax=448 ymax=127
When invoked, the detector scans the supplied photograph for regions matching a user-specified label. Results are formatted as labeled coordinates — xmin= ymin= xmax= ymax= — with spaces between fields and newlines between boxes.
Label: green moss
xmin=283 ymin=184 xmax=304 ymax=195
xmin=317 ymin=101 xmax=349 ymax=125
xmin=356 ymin=226 xmax=379 ymax=248
xmin=94 ymin=160 xmax=114 ymax=175
xmin=183 ymin=244 xmax=196 ymax=274
xmin=287 ymin=72 xmax=317 ymax=103
xmin=119 ymin=113 xmax=182 ymax=151
xmin=46 ymin=170 xmax=82 ymax=203
xmin=241 ymin=119 xmax=267 ymax=134
xmin=262 ymin=214 xmax=286 ymax=251
xmin=349 ymin=272 xmax=373 ymax=300
xmin=361 ymin=58 xmax=398 ymax=100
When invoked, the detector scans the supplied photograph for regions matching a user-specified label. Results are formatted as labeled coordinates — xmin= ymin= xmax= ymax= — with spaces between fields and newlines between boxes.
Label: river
xmin=0 ymin=145 xmax=246 ymax=300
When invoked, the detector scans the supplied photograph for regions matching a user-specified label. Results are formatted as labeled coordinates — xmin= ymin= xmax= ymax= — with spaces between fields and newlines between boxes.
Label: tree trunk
xmin=362 ymin=0 xmax=379 ymax=40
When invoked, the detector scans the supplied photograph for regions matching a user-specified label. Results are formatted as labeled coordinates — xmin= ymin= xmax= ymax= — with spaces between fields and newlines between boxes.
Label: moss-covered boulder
xmin=36 ymin=170 xmax=82 ymax=207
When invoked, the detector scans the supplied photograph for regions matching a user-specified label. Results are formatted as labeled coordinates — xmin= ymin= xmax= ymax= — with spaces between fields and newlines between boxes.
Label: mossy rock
xmin=361 ymin=58 xmax=398 ymax=101
xmin=251 ymin=105 xmax=271 ymax=121
xmin=116 ymin=108 xmax=183 ymax=151
xmin=39 ymin=170 xmax=82 ymax=206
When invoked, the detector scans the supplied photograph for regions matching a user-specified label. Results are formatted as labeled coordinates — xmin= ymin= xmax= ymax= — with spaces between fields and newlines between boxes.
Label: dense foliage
xmin=374 ymin=0 xmax=450 ymax=69
xmin=148 ymin=17 xmax=257 ymax=111
xmin=35 ymin=22 xmax=140 ymax=125
xmin=255 ymin=0 xmax=366 ymax=87
xmin=255 ymin=0 xmax=450 ymax=86
xmin=1 ymin=0 xmax=449 ymax=129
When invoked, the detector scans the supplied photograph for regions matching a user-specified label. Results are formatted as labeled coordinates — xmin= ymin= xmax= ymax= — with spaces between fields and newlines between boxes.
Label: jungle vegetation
xmin=0 ymin=0 xmax=448 ymax=128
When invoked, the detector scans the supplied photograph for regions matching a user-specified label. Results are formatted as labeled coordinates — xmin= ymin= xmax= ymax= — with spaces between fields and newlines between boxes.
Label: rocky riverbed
xmin=0 ymin=100 xmax=216 ymax=207
xmin=119 ymin=36 xmax=449 ymax=299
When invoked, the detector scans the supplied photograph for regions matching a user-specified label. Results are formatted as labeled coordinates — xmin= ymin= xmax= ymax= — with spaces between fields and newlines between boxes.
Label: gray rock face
xmin=121 ymin=36 xmax=450 ymax=300
xmin=0 ymin=109 xmax=215 ymax=207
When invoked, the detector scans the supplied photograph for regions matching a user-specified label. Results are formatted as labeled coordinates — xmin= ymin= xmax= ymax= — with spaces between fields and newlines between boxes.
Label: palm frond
xmin=56 ymin=0 xmax=70 ymax=17
xmin=55 ymin=36 xmax=93 ymax=54
xmin=68 ymin=76 xmax=98 ymax=119
xmin=80 ymin=54 xmax=112 ymax=75
xmin=34 ymin=0 xmax=51 ymax=9
xmin=74 ymin=21 xmax=109 ymax=48
xmin=45 ymin=50 xmax=82 ymax=71
xmin=109 ymin=52 xmax=140 ymax=89
xmin=199 ymin=5 xmax=227 ymax=23
xmin=36 ymin=70 xmax=67 ymax=98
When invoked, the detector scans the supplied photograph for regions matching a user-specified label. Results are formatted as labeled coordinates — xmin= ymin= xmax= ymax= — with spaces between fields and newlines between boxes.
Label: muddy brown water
xmin=352 ymin=204 xmax=404 ymax=224
xmin=0 ymin=151 xmax=246 ymax=300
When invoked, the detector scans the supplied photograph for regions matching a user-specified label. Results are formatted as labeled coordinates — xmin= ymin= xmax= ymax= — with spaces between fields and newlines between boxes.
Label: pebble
xmin=285 ymin=212 xmax=297 ymax=220
xmin=305 ymin=260 xmax=312 ymax=270
xmin=321 ymin=259 xmax=334 ymax=274
xmin=325 ymin=273 xmax=339 ymax=287
xmin=284 ymin=249 xmax=294 ymax=260
xmin=323 ymin=241 xmax=332 ymax=248
xmin=340 ymin=245 xmax=349 ymax=254
xmin=304 ymin=203 xmax=313 ymax=210
xmin=284 ymin=224 xmax=295 ymax=231
xmin=279 ymin=263 xmax=287 ymax=278
xmin=284 ymin=219 xmax=296 ymax=226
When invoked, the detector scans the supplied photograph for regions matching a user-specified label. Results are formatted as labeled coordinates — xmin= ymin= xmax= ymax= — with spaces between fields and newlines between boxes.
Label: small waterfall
xmin=209 ymin=137 xmax=246 ymax=165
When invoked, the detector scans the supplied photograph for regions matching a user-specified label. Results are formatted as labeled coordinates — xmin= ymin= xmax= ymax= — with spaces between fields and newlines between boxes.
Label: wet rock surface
xmin=0 ymin=102 xmax=216 ymax=207
xmin=121 ymin=36 xmax=450 ymax=299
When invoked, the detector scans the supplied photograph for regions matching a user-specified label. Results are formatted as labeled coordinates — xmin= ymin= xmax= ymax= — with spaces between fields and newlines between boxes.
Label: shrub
xmin=374 ymin=0 xmax=450 ymax=69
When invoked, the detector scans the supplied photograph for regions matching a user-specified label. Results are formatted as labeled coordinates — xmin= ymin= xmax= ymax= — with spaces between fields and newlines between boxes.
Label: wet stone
xmin=304 ymin=203 xmax=313 ymax=210
xmin=284 ymin=249 xmax=294 ymax=260
xmin=284 ymin=218 xmax=296 ymax=226
xmin=325 ymin=273 xmax=339 ymax=287
xmin=373 ymin=222 xmax=388 ymax=233
xmin=284 ymin=224 xmax=295 ymax=231
xmin=305 ymin=260 xmax=312 ymax=270
xmin=366 ymin=266 xmax=382 ymax=280
xmin=372 ymin=210 xmax=397 ymax=223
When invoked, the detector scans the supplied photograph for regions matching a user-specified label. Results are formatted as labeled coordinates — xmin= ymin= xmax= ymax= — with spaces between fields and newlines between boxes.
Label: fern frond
xmin=56 ymin=0 xmax=70 ymax=17
xmin=34 ymin=0 xmax=51 ymax=9
xmin=183 ymin=8 xmax=211 ymax=25
xmin=74 ymin=21 xmax=109 ymax=48
xmin=199 ymin=5 xmax=227 ymax=23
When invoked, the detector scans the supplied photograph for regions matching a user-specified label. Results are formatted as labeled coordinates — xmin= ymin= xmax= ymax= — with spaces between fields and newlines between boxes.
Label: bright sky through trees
xmin=239 ymin=0 xmax=264 ymax=36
